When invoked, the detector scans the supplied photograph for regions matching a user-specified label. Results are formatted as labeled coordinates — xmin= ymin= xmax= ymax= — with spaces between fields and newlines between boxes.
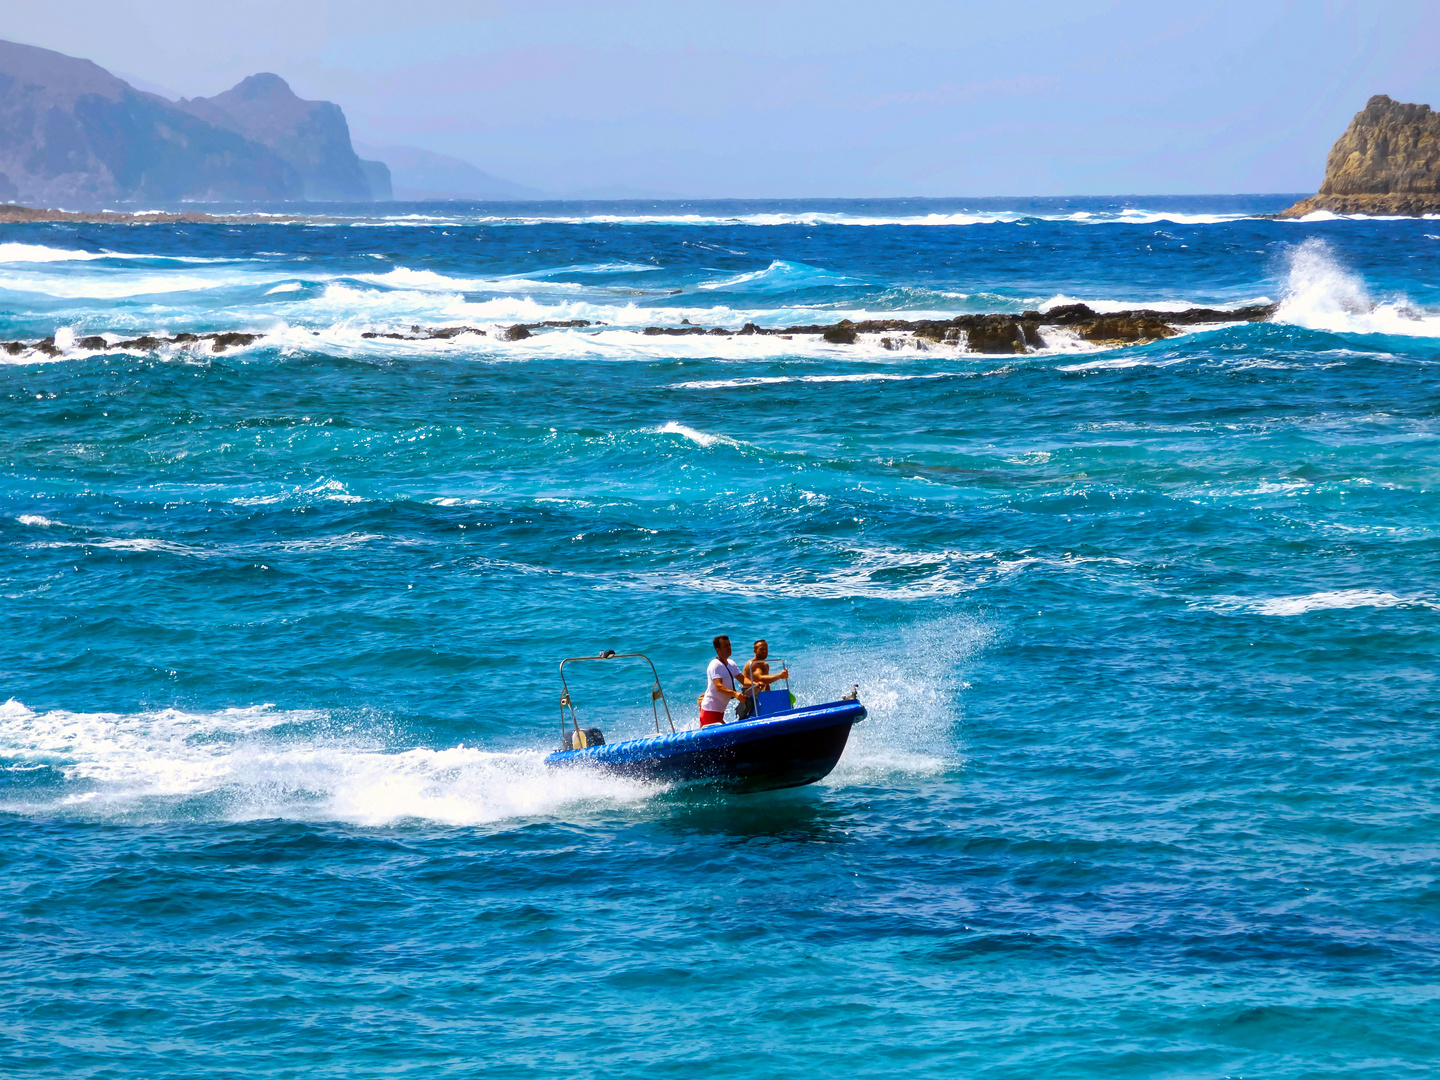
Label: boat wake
xmin=0 ymin=699 xmax=654 ymax=827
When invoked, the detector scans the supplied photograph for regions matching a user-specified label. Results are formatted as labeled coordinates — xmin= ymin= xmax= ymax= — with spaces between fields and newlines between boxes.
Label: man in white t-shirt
xmin=699 ymin=634 xmax=748 ymax=727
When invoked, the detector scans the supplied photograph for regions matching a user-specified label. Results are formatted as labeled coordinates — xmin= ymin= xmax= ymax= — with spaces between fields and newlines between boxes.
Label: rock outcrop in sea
xmin=1279 ymin=95 xmax=1440 ymax=218
xmin=0 ymin=39 xmax=387 ymax=205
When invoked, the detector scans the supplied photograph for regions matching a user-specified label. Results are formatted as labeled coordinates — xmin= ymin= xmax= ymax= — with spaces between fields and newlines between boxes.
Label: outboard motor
xmin=563 ymin=727 xmax=606 ymax=751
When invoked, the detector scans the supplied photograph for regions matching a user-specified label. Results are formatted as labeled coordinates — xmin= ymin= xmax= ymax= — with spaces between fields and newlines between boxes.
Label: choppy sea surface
xmin=2 ymin=195 xmax=1438 ymax=1078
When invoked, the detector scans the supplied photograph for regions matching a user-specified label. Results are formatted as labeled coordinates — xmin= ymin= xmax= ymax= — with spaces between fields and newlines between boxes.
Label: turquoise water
xmin=2 ymin=196 xmax=1438 ymax=1077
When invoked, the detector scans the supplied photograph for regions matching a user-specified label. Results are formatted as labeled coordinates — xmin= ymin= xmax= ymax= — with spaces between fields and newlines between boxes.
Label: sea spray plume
xmin=788 ymin=614 xmax=984 ymax=783
xmin=1271 ymin=239 xmax=1440 ymax=337
xmin=1274 ymin=238 xmax=1374 ymax=327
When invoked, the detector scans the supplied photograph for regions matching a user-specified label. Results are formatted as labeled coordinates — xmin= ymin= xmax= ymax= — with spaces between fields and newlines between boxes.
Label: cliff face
xmin=1280 ymin=95 xmax=1440 ymax=217
xmin=178 ymin=74 xmax=381 ymax=201
xmin=0 ymin=40 xmax=302 ymax=205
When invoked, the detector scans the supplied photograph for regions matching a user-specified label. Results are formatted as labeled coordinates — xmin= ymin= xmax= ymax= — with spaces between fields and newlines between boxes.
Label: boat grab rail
xmin=559 ymin=650 xmax=676 ymax=740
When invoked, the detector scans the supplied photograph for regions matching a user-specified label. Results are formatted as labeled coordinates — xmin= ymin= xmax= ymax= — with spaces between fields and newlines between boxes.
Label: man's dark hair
xmin=713 ymin=635 xmax=729 ymax=651
xmin=754 ymin=639 xmax=766 ymax=649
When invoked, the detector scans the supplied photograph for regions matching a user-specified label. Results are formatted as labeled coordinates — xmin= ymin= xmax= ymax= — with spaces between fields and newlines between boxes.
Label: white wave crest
xmin=16 ymin=514 xmax=60 ymax=527
xmin=653 ymin=421 xmax=741 ymax=448
xmin=671 ymin=371 xmax=958 ymax=390
xmin=0 ymin=242 xmax=111 ymax=263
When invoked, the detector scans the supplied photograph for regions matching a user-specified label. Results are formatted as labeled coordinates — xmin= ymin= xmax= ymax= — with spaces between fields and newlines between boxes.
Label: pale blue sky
xmin=10 ymin=0 xmax=1440 ymax=197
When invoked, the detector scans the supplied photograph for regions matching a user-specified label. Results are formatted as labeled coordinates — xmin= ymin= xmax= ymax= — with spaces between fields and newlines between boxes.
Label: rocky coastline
xmin=1278 ymin=193 xmax=1440 ymax=218
xmin=0 ymin=304 xmax=1275 ymax=361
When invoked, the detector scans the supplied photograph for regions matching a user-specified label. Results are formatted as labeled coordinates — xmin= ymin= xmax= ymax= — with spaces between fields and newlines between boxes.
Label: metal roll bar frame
xmin=559 ymin=650 xmax=676 ymax=742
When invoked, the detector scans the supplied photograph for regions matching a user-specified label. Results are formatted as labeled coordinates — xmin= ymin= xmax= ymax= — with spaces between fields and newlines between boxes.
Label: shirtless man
xmin=743 ymin=639 xmax=789 ymax=692
xmin=698 ymin=635 xmax=748 ymax=727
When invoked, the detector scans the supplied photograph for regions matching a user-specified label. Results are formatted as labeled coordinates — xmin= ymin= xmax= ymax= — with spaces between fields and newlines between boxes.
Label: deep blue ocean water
xmin=2 ymin=195 xmax=1438 ymax=1077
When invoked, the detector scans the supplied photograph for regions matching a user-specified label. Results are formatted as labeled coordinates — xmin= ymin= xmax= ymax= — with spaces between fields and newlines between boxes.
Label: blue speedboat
xmin=544 ymin=651 xmax=866 ymax=793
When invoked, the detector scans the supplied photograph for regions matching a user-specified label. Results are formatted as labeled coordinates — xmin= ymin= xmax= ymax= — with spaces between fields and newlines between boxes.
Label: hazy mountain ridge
xmin=351 ymin=141 xmax=542 ymax=201
xmin=178 ymin=74 xmax=384 ymax=202
xmin=0 ymin=40 xmax=302 ymax=205
xmin=0 ymin=39 xmax=388 ymax=205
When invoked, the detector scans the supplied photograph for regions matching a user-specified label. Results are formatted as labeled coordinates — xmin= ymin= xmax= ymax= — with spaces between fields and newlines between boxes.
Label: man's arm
xmin=755 ymin=668 xmax=789 ymax=686
xmin=712 ymin=676 xmax=746 ymax=701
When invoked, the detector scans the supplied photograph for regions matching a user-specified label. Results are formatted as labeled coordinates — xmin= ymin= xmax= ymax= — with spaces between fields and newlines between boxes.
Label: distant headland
xmin=0 ymin=39 xmax=536 ymax=207
xmin=1279 ymin=95 xmax=1440 ymax=218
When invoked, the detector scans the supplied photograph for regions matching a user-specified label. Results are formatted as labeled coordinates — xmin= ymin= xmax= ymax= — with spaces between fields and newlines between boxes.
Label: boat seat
xmin=754 ymin=689 xmax=793 ymax=716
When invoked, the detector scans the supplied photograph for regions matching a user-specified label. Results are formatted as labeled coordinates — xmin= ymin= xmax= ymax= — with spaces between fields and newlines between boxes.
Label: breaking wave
xmin=1273 ymin=238 xmax=1440 ymax=337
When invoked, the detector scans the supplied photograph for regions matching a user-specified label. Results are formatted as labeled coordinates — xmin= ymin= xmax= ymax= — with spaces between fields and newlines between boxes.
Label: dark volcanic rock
xmin=210 ymin=332 xmax=260 ymax=352
xmin=503 ymin=325 xmax=533 ymax=341
xmin=178 ymin=73 xmax=375 ymax=201
xmin=965 ymin=316 xmax=1033 ymax=354
xmin=1164 ymin=303 xmax=1275 ymax=324
xmin=76 ymin=335 xmax=107 ymax=350
xmin=1044 ymin=303 xmax=1098 ymax=324
xmin=823 ymin=321 xmax=857 ymax=344
xmin=0 ymin=39 xmax=302 ymax=205
xmin=1074 ymin=316 xmax=1175 ymax=344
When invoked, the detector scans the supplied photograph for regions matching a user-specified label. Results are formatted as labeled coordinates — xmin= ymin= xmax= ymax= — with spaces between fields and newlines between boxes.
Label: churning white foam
xmin=1199 ymin=588 xmax=1434 ymax=617
xmin=0 ymin=699 xmax=655 ymax=826
xmin=1250 ymin=589 xmax=1424 ymax=617
xmin=1273 ymin=238 xmax=1440 ymax=337
xmin=16 ymin=514 xmax=60 ymax=527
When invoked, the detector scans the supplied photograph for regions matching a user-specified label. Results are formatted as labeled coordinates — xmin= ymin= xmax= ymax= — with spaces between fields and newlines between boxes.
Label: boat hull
xmin=545 ymin=699 xmax=866 ymax=793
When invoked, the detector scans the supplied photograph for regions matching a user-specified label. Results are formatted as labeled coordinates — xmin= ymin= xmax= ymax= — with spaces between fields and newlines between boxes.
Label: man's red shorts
xmin=699 ymin=709 xmax=725 ymax=727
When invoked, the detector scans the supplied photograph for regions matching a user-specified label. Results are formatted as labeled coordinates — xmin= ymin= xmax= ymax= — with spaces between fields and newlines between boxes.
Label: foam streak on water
xmin=2 ymin=195 xmax=1438 ymax=1080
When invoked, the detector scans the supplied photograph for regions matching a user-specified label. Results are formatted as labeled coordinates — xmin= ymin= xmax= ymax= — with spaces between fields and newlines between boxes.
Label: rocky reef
xmin=2 ymin=330 xmax=260 ymax=358
xmin=1279 ymin=95 xmax=1440 ymax=217
xmin=635 ymin=303 xmax=1271 ymax=353
xmin=0 ymin=304 xmax=1275 ymax=362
